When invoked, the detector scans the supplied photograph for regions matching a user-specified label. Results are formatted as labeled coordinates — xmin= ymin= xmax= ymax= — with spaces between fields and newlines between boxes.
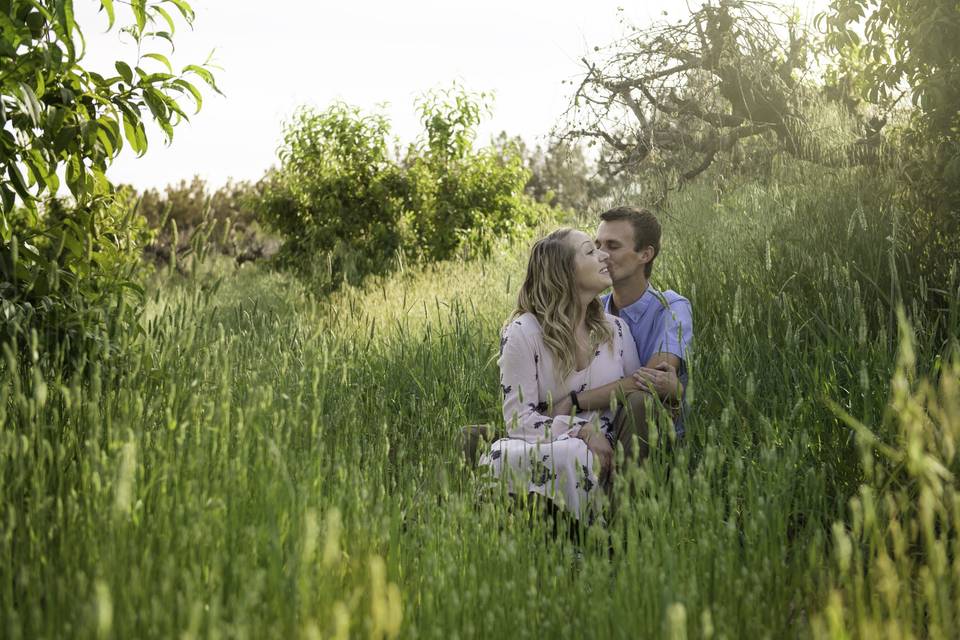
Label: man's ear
xmin=639 ymin=245 xmax=655 ymax=265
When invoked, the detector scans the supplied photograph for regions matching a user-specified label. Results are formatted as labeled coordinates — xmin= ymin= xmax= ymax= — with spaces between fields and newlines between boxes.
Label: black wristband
xmin=569 ymin=390 xmax=581 ymax=413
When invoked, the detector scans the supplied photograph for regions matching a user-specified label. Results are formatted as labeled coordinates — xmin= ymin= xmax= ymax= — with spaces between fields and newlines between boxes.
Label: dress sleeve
xmin=499 ymin=321 xmax=588 ymax=443
xmin=616 ymin=317 xmax=642 ymax=376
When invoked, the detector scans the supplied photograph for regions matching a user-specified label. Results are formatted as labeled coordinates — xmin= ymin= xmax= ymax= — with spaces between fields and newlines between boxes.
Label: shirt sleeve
xmin=659 ymin=298 xmax=693 ymax=363
xmin=498 ymin=321 xmax=588 ymax=443
xmin=616 ymin=317 xmax=642 ymax=376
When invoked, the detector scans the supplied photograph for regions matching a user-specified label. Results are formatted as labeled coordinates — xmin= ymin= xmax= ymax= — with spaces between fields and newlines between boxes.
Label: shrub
xmin=254 ymin=87 xmax=550 ymax=290
xmin=403 ymin=88 xmax=539 ymax=262
xmin=255 ymin=104 xmax=407 ymax=287
xmin=0 ymin=0 xmax=217 ymax=361
xmin=0 ymin=195 xmax=152 ymax=364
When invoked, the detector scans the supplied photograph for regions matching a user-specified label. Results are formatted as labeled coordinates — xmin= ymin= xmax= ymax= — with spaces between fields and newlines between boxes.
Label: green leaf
xmin=134 ymin=120 xmax=148 ymax=153
xmin=151 ymin=4 xmax=176 ymax=36
xmin=0 ymin=185 xmax=14 ymax=216
xmin=121 ymin=114 xmax=142 ymax=155
xmin=96 ymin=123 xmax=115 ymax=156
xmin=147 ymin=30 xmax=174 ymax=48
xmin=100 ymin=0 xmax=115 ymax=30
xmin=142 ymin=88 xmax=168 ymax=123
xmin=164 ymin=0 xmax=195 ymax=22
xmin=159 ymin=93 xmax=187 ymax=121
xmin=53 ymin=125 xmax=78 ymax=154
xmin=115 ymin=60 xmax=133 ymax=85
xmin=18 ymin=82 xmax=42 ymax=125
xmin=65 ymin=155 xmax=85 ymax=197
xmin=142 ymin=52 xmax=173 ymax=73
xmin=138 ymin=71 xmax=174 ymax=84
xmin=55 ymin=0 xmax=76 ymax=46
xmin=183 ymin=63 xmax=222 ymax=95
xmin=132 ymin=0 xmax=147 ymax=32
xmin=7 ymin=162 xmax=33 ymax=202
xmin=172 ymin=78 xmax=202 ymax=113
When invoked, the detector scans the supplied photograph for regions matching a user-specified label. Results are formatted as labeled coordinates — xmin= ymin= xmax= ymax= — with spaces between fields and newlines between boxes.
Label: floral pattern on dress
xmin=479 ymin=311 xmax=642 ymax=519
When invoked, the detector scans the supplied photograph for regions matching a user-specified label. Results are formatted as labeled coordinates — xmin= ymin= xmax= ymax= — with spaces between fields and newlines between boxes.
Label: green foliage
xmin=491 ymin=134 xmax=613 ymax=215
xmin=0 ymin=0 xmax=217 ymax=357
xmin=819 ymin=0 xmax=960 ymax=297
xmin=256 ymin=87 xmax=547 ymax=289
xmin=256 ymin=103 xmax=408 ymax=287
xmin=132 ymin=176 xmax=273 ymax=268
xmin=4 ymin=161 xmax=958 ymax=637
xmin=404 ymin=88 xmax=538 ymax=262
xmin=0 ymin=0 xmax=218 ymax=211
xmin=0 ymin=195 xmax=151 ymax=362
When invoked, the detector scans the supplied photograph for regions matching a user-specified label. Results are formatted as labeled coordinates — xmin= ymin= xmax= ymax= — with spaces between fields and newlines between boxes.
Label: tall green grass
xmin=2 ymin=167 xmax=958 ymax=638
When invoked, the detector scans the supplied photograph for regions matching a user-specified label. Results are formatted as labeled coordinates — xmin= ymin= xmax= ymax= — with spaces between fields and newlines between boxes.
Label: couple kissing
xmin=480 ymin=206 xmax=693 ymax=519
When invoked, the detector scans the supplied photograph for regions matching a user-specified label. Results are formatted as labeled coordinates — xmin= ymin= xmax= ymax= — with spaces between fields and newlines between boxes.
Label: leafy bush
xmin=0 ymin=0 xmax=217 ymax=359
xmin=254 ymin=87 xmax=549 ymax=289
xmin=255 ymin=104 xmax=408 ymax=287
xmin=820 ymin=0 xmax=960 ymax=307
xmin=403 ymin=89 xmax=538 ymax=262
xmin=1 ymin=195 xmax=152 ymax=363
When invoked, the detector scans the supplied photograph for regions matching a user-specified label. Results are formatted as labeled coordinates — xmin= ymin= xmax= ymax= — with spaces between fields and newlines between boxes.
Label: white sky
xmin=73 ymin=0 xmax=829 ymax=191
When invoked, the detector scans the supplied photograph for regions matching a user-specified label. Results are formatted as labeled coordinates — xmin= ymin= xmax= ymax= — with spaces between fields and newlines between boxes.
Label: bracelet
xmin=569 ymin=390 xmax=581 ymax=413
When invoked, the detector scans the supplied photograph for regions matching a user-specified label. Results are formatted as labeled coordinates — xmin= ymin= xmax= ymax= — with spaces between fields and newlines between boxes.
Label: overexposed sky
xmin=73 ymin=0 xmax=829 ymax=191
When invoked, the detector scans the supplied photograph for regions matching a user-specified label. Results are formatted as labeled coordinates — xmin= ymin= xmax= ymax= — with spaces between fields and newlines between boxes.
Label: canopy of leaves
xmin=0 ymin=0 xmax=219 ymax=215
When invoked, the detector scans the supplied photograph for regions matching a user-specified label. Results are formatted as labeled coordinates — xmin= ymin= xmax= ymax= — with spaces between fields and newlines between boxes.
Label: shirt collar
xmin=608 ymin=285 xmax=661 ymax=322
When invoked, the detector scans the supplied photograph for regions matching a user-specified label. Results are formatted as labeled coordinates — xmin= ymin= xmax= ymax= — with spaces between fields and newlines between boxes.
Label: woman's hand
xmin=632 ymin=362 xmax=681 ymax=401
xmin=575 ymin=426 xmax=613 ymax=484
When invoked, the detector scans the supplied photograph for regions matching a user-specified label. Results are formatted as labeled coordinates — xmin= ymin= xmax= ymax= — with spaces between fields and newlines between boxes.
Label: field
xmin=3 ymin=170 xmax=959 ymax=638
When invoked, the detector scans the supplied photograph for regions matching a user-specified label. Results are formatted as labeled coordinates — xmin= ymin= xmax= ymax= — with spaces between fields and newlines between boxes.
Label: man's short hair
xmin=600 ymin=206 xmax=661 ymax=278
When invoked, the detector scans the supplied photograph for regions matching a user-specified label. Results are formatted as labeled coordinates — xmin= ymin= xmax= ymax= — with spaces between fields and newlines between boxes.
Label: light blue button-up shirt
xmin=601 ymin=286 xmax=693 ymax=437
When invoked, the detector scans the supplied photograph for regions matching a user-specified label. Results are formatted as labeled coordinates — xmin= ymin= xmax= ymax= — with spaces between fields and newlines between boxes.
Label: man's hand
xmin=632 ymin=361 xmax=681 ymax=401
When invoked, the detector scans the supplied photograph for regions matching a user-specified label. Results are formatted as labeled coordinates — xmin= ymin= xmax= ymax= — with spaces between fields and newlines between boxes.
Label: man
xmin=598 ymin=206 xmax=692 ymax=436
xmin=564 ymin=206 xmax=693 ymax=471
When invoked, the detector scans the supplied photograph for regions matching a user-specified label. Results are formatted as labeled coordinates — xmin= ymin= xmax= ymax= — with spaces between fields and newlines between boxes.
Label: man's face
xmin=596 ymin=220 xmax=649 ymax=285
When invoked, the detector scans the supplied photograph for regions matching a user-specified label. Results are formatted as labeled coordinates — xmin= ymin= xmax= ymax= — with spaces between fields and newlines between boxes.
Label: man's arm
xmin=633 ymin=353 xmax=683 ymax=404
xmin=635 ymin=295 xmax=692 ymax=404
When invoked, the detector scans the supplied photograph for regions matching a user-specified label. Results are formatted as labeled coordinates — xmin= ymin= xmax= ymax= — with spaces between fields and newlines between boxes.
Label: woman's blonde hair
xmin=510 ymin=228 xmax=612 ymax=379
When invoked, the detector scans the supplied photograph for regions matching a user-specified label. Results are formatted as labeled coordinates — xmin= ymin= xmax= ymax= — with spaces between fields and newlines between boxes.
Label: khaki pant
xmin=608 ymin=390 xmax=680 ymax=473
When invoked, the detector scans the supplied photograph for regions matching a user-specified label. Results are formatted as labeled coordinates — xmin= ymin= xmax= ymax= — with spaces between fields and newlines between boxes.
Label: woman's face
xmin=569 ymin=230 xmax=611 ymax=295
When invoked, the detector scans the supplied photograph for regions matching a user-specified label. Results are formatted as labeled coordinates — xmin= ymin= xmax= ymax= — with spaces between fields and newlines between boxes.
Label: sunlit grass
xmin=2 ymin=168 xmax=958 ymax=638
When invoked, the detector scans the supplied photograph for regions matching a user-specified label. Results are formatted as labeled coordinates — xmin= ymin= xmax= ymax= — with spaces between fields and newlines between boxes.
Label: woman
xmin=479 ymin=228 xmax=643 ymax=519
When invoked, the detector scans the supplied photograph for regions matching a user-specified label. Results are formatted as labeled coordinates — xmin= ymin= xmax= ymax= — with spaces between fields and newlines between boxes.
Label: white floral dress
xmin=479 ymin=312 xmax=641 ymax=519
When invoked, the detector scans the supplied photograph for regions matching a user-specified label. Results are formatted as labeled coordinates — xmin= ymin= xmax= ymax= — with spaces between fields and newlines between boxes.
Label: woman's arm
xmin=550 ymin=317 xmax=645 ymax=416
xmin=500 ymin=321 xmax=588 ymax=442
xmin=551 ymin=376 xmax=645 ymax=416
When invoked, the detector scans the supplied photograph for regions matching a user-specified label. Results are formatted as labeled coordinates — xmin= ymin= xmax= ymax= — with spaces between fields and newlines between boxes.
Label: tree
xmin=0 ymin=0 xmax=218 ymax=357
xmin=563 ymin=1 xmax=887 ymax=197
xmin=255 ymin=103 xmax=407 ymax=287
xmin=255 ymin=86 xmax=546 ymax=290
xmin=0 ymin=0 xmax=218 ymax=212
xmin=819 ymin=0 xmax=960 ymax=290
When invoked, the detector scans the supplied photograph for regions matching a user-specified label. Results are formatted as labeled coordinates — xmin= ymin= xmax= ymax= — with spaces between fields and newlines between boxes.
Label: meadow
xmin=2 ymin=166 xmax=959 ymax=639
